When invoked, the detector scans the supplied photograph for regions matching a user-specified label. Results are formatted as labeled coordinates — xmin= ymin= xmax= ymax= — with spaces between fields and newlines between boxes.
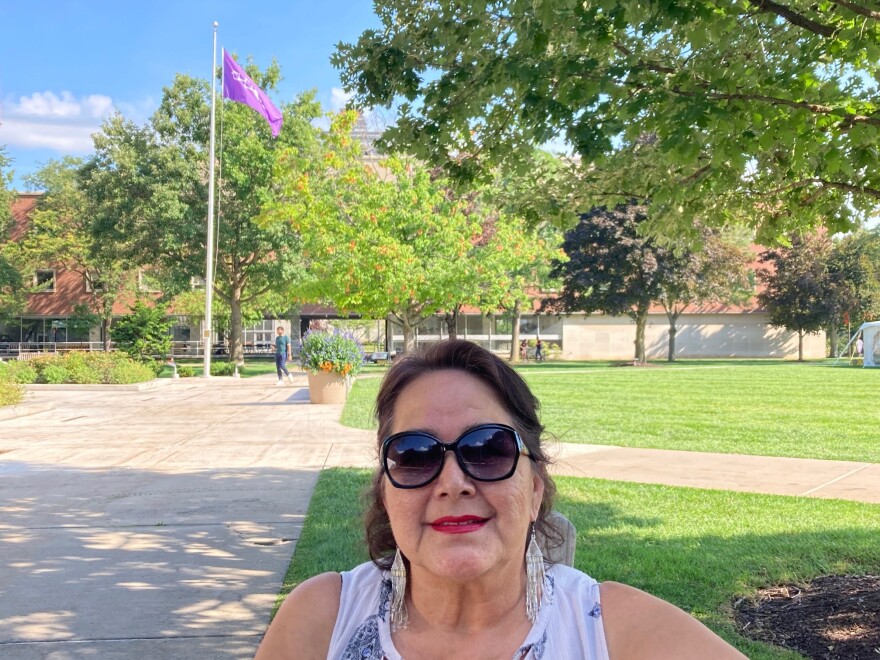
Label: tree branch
xmin=240 ymin=284 xmax=273 ymax=304
xmin=746 ymin=0 xmax=836 ymax=37
xmin=752 ymin=177 xmax=880 ymax=199
xmin=677 ymin=164 xmax=712 ymax=187
xmin=829 ymin=0 xmax=880 ymax=21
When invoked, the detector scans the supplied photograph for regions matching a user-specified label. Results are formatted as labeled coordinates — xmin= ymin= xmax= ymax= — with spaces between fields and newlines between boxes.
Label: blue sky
xmin=0 ymin=0 xmax=381 ymax=190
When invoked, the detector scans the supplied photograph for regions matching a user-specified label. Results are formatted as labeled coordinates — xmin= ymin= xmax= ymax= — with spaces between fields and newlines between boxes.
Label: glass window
xmin=85 ymin=273 xmax=104 ymax=292
xmin=494 ymin=315 xmax=513 ymax=335
xmin=466 ymin=314 xmax=487 ymax=335
xmin=492 ymin=340 xmax=513 ymax=354
xmin=50 ymin=319 xmax=67 ymax=342
xmin=35 ymin=270 xmax=56 ymax=292
xmin=520 ymin=315 xmax=538 ymax=334
xmin=420 ymin=315 xmax=442 ymax=335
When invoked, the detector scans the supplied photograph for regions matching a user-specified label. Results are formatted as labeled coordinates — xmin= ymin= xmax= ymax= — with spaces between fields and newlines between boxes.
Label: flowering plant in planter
xmin=298 ymin=329 xmax=365 ymax=377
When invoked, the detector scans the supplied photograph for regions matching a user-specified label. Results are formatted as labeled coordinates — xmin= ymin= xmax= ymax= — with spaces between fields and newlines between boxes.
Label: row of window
xmin=30 ymin=270 xmax=164 ymax=294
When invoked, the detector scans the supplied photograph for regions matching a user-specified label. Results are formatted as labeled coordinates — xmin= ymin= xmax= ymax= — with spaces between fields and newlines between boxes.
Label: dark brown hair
xmin=365 ymin=339 xmax=559 ymax=568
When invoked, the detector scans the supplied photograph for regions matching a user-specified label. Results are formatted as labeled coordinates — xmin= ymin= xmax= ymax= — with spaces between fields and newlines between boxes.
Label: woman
xmin=256 ymin=340 xmax=745 ymax=659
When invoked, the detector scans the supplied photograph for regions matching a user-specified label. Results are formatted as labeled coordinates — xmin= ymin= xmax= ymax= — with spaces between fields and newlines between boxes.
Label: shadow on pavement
xmin=0 ymin=462 xmax=316 ymax=658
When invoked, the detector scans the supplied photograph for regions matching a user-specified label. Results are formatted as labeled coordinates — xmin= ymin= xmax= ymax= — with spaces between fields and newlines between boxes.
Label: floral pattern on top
xmin=341 ymin=579 xmax=392 ymax=659
xmin=341 ymin=572 xmax=597 ymax=660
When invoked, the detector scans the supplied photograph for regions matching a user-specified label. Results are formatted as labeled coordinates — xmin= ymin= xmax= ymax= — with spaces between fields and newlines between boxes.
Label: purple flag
xmin=222 ymin=50 xmax=283 ymax=137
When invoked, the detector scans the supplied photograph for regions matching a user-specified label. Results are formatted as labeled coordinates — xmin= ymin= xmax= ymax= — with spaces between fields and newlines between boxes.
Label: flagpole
xmin=203 ymin=21 xmax=218 ymax=378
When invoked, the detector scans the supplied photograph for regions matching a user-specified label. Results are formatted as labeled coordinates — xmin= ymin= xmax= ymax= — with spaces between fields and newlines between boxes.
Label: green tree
xmin=334 ymin=1 xmax=880 ymax=241
xmin=85 ymin=58 xmax=319 ymax=364
xmin=0 ymin=147 xmax=23 ymax=321
xmin=657 ymin=228 xmax=753 ymax=361
xmin=475 ymin=216 xmax=566 ymax=362
xmin=757 ymin=233 xmax=843 ymax=361
xmin=431 ymin=179 xmax=565 ymax=348
xmin=0 ymin=148 xmax=13 ymax=230
xmin=545 ymin=203 xmax=671 ymax=363
xmin=269 ymin=112 xmax=486 ymax=354
xmin=111 ymin=301 xmax=173 ymax=365
xmin=827 ymin=228 xmax=880 ymax=355
xmin=473 ymin=155 xmax=570 ymax=361
xmin=18 ymin=158 xmax=133 ymax=350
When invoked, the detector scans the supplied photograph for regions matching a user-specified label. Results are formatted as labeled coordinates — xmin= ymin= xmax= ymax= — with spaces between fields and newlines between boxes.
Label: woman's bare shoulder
xmin=599 ymin=581 xmax=747 ymax=659
xmin=254 ymin=572 xmax=342 ymax=660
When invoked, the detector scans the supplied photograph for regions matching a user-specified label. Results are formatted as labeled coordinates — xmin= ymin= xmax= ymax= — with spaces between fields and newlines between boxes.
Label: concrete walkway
xmin=0 ymin=375 xmax=877 ymax=659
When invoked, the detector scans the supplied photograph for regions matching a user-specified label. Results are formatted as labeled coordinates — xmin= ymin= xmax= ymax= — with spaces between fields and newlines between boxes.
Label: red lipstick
xmin=429 ymin=515 xmax=488 ymax=534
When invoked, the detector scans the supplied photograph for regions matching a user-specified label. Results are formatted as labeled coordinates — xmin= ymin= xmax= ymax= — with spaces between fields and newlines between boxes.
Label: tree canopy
xmin=19 ymin=158 xmax=133 ymax=349
xmin=0 ymin=148 xmax=24 ymax=320
xmin=826 ymin=228 xmax=880 ymax=354
xmin=545 ymin=203 xmax=670 ymax=362
xmin=334 ymin=0 xmax=880 ymax=241
xmin=84 ymin=59 xmax=321 ymax=363
xmin=758 ymin=232 xmax=845 ymax=360
xmin=269 ymin=112 xmax=487 ymax=353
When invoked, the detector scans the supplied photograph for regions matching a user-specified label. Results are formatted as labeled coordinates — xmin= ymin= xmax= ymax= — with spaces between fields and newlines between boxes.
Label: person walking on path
xmin=275 ymin=326 xmax=294 ymax=385
xmin=535 ymin=338 xmax=544 ymax=362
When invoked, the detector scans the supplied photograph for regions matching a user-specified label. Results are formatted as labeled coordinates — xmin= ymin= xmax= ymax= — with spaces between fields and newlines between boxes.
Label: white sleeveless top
xmin=327 ymin=562 xmax=609 ymax=659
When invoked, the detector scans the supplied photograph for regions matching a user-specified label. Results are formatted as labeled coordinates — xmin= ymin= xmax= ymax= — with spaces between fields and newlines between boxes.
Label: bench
xmin=16 ymin=352 xmax=53 ymax=361
xmin=369 ymin=351 xmax=390 ymax=364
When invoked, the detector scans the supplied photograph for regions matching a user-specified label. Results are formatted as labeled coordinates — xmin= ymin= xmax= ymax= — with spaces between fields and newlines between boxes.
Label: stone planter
xmin=307 ymin=371 xmax=349 ymax=404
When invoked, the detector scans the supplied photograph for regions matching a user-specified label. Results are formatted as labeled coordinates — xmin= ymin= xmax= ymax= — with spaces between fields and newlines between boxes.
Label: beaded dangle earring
xmin=390 ymin=548 xmax=409 ymax=630
xmin=525 ymin=524 xmax=545 ymax=624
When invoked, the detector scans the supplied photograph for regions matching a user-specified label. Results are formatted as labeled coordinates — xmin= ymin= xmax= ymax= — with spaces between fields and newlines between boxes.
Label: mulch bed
xmin=734 ymin=575 xmax=880 ymax=659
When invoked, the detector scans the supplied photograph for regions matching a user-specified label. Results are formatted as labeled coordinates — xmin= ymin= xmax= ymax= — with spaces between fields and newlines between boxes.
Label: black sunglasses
xmin=381 ymin=423 xmax=531 ymax=489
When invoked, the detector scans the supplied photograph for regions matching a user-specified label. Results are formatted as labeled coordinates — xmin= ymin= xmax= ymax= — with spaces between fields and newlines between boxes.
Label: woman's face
xmin=383 ymin=369 xmax=544 ymax=584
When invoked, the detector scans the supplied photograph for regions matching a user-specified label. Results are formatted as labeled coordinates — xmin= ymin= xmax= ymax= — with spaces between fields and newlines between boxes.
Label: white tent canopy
xmin=842 ymin=321 xmax=880 ymax=367
xmin=861 ymin=321 xmax=880 ymax=367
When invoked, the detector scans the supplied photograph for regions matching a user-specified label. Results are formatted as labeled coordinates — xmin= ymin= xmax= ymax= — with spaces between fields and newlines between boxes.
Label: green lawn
xmin=282 ymin=469 xmax=880 ymax=660
xmin=341 ymin=361 xmax=880 ymax=463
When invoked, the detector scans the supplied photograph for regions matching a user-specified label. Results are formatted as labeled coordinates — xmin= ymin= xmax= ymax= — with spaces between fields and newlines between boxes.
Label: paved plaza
xmin=0 ymin=375 xmax=877 ymax=658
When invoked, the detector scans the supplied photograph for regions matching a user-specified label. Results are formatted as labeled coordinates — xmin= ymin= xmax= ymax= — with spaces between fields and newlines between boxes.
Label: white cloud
xmin=0 ymin=117 xmax=96 ymax=152
xmin=0 ymin=90 xmax=152 ymax=153
xmin=329 ymin=87 xmax=353 ymax=112
xmin=84 ymin=94 xmax=114 ymax=118
xmin=17 ymin=91 xmax=81 ymax=118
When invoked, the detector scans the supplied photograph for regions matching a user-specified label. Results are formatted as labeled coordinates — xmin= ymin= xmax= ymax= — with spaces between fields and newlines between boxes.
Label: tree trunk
xmin=509 ymin=300 xmax=522 ymax=363
xmin=666 ymin=310 xmax=679 ymax=362
xmin=385 ymin=316 xmax=393 ymax=353
xmin=401 ymin=316 xmax=416 ymax=354
xmin=230 ymin=284 xmax=244 ymax=365
xmin=634 ymin=308 xmax=648 ymax=363
xmin=798 ymin=329 xmax=804 ymax=362
xmin=828 ymin=321 xmax=839 ymax=358
xmin=444 ymin=306 xmax=459 ymax=340
xmin=102 ymin=316 xmax=112 ymax=352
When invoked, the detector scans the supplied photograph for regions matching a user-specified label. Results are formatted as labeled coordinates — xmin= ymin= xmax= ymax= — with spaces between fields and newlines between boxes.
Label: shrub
xmin=111 ymin=301 xmax=173 ymax=363
xmin=2 ymin=360 xmax=38 ymax=384
xmin=27 ymin=354 xmax=58 ymax=379
xmin=42 ymin=364 xmax=69 ymax=384
xmin=177 ymin=365 xmax=197 ymax=378
xmin=63 ymin=352 xmax=103 ymax=384
xmin=299 ymin=329 xmax=365 ymax=377
xmin=210 ymin=361 xmax=237 ymax=376
xmin=107 ymin=358 xmax=156 ymax=384
xmin=0 ymin=352 xmax=156 ymax=386
xmin=0 ymin=379 xmax=23 ymax=407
